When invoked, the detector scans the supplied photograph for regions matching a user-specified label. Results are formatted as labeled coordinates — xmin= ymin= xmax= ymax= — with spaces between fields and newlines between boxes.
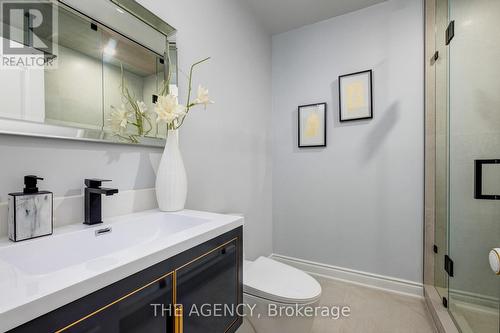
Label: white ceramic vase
xmin=155 ymin=130 xmax=187 ymax=212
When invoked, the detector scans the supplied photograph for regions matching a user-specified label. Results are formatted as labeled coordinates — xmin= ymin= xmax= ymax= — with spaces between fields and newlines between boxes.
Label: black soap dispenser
xmin=8 ymin=175 xmax=53 ymax=242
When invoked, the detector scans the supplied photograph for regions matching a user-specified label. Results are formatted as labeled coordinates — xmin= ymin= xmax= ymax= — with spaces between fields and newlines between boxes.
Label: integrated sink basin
xmin=0 ymin=212 xmax=210 ymax=276
xmin=0 ymin=209 xmax=243 ymax=332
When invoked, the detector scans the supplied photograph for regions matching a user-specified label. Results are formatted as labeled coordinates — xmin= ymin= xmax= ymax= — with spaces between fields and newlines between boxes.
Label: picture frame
xmin=338 ymin=70 xmax=373 ymax=122
xmin=298 ymin=103 xmax=327 ymax=148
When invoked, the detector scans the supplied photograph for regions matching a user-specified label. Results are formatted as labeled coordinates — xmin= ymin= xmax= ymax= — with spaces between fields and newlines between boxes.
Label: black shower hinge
xmin=442 ymin=297 xmax=448 ymax=308
xmin=445 ymin=255 xmax=454 ymax=277
xmin=433 ymin=245 xmax=438 ymax=254
xmin=90 ymin=22 xmax=98 ymax=31
xmin=430 ymin=51 xmax=439 ymax=65
xmin=446 ymin=20 xmax=455 ymax=45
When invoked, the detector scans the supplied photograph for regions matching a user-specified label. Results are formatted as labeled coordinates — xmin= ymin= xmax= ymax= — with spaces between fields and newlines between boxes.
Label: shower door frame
xmin=424 ymin=0 xmax=500 ymax=332
xmin=423 ymin=0 xmax=459 ymax=332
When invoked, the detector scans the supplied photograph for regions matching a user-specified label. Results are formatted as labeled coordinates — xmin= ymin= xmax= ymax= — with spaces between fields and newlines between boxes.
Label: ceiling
xmin=246 ymin=0 xmax=387 ymax=35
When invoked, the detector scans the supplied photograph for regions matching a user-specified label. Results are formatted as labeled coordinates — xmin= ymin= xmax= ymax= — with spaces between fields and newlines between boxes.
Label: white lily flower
xmin=193 ymin=85 xmax=214 ymax=108
xmin=154 ymin=94 xmax=186 ymax=125
xmin=109 ymin=104 xmax=131 ymax=133
xmin=137 ymin=100 xmax=148 ymax=114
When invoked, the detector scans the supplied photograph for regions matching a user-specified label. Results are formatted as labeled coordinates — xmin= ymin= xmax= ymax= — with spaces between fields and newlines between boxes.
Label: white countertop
xmin=0 ymin=209 xmax=243 ymax=332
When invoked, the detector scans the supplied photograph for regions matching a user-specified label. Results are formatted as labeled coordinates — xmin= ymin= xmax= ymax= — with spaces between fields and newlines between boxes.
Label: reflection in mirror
xmin=0 ymin=0 xmax=177 ymax=146
xmin=45 ymin=6 xmax=103 ymax=130
xmin=101 ymin=26 xmax=166 ymax=142
xmin=110 ymin=0 xmax=176 ymax=37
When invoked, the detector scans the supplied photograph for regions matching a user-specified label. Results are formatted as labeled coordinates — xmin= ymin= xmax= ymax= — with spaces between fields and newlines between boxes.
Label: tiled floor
xmin=436 ymin=287 xmax=499 ymax=333
xmin=238 ymin=276 xmax=437 ymax=333
xmin=312 ymin=276 xmax=437 ymax=333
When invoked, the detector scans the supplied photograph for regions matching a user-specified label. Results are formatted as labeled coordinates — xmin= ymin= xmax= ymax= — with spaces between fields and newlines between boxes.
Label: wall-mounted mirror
xmin=0 ymin=0 xmax=177 ymax=147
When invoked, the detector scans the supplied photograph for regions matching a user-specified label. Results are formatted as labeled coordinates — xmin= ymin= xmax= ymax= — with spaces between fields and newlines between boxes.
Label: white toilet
xmin=239 ymin=257 xmax=322 ymax=333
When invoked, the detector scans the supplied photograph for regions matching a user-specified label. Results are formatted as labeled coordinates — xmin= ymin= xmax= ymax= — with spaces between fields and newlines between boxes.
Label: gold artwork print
xmin=346 ymin=80 xmax=366 ymax=112
xmin=304 ymin=111 xmax=320 ymax=138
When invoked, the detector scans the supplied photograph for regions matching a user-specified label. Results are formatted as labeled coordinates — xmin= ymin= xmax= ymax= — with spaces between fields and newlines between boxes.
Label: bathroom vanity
xmin=0 ymin=210 xmax=243 ymax=333
xmin=0 ymin=0 xmax=245 ymax=330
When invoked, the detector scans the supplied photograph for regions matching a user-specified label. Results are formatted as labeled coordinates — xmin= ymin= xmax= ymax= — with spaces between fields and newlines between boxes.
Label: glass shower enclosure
xmin=433 ymin=0 xmax=500 ymax=332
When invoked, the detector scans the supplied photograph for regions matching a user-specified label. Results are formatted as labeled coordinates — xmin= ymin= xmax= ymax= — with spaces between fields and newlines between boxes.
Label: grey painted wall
xmin=137 ymin=0 xmax=273 ymax=260
xmin=0 ymin=134 xmax=161 ymax=200
xmin=0 ymin=0 xmax=273 ymax=259
xmin=272 ymin=0 xmax=424 ymax=282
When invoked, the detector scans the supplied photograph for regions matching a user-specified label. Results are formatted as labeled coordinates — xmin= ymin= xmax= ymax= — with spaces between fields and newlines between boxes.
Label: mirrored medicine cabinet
xmin=0 ymin=0 xmax=177 ymax=147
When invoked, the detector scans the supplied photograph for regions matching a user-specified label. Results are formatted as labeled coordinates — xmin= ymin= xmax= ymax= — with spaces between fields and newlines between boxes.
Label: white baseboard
xmin=270 ymin=254 xmax=424 ymax=298
xmin=449 ymin=289 xmax=499 ymax=310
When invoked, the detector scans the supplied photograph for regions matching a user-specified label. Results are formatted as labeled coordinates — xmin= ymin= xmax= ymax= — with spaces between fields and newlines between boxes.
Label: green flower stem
xmin=115 ymin=133 xmax=139 ymax=144
xmin=120 ymin=63 xmax=150 ymax=136
xmin=144 ymin=114 xmax=153 ymax=135
xmin=185 ymin=57 xmax=210 ymax=113
xmin=165 ymin=42 xmax=172 ymax=95
xmin=135 ymin=111 xmax=144 ymax=135
xmin=171 ymin=57 xmax=210 ymax=130
xmin=159 ymin=41 xmax=173 ymax=96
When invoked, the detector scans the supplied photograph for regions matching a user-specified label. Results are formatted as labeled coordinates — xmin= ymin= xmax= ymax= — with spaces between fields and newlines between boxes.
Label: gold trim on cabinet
xmin=224 ymin=317 xmax=239 ymax=333
xmin=175 ymin=237 xmax=241 ymax=333
xmin=55 ymin=271 xmax=174 ymax=333
xmin=53 ymin=235 xmax=241 ymax=333
xmin=173 ymin=270 xmax=177 ymax=304
xmin=176 ymin=238 xmax=239 ymax=271
xmin=172 ymin=270 xmax=177 ymax=332
xmin=223 ymin=237 xmax=240 ymax=333
xmin=174 ymin=304 xmax=183 ymax=333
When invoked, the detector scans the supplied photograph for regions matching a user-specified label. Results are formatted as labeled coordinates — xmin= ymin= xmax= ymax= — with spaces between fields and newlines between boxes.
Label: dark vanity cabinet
xmin=49 ymin=273 xmax=175 ymax=333
xmin=177 ymin=238 xmax=240 ymax=332
xmin=10 ymin=227 xmax=242 ymax=333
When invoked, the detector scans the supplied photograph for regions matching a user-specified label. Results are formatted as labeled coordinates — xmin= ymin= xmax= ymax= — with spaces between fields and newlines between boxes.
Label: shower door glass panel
xmin=434 ymin=0 xmax=449 ymax=301
xmin=448 ymin=0 xmax=500 ymax=332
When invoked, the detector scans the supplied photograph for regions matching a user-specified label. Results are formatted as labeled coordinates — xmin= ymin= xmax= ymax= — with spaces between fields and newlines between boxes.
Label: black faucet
xmin=84 ymin=179 xmax=119 ymax=225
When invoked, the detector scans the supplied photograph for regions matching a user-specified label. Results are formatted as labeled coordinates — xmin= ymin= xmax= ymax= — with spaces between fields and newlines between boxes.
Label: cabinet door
xmin=115 ymin=273 xmax=174 ymax=333
xmin=12 ymin=273 xmax=175 ymax=333
xmin=60 ymin=273 xmax=174 ymax=333
xmin=176 ymin=238 xmax=241 ymax=333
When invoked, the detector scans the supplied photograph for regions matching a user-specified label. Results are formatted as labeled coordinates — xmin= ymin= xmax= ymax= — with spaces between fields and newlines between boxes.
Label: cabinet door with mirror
xmin=0 ymin=0 xmax=177 ymax=146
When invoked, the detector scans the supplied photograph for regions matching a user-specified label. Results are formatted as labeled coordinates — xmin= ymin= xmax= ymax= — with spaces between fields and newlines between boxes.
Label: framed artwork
xmin=338 ymin=70 xmax=373 ymax=122
xmin=298 ymin=103 xmax=327 ymax=148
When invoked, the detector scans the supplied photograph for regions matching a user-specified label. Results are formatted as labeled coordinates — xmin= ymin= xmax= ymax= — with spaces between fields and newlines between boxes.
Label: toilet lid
xmin=243 ymin=257 xmax=322 ymax=304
